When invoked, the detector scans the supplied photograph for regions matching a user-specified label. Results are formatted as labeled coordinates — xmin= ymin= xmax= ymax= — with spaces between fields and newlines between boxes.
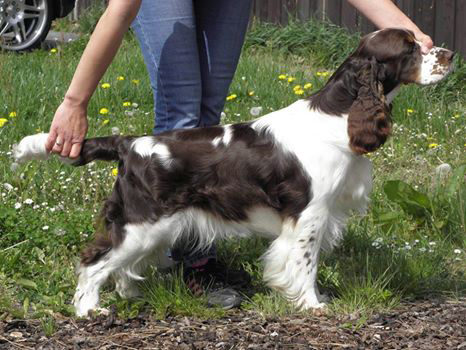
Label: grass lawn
xmin=0 ymin=8 xmax=465 ymax=331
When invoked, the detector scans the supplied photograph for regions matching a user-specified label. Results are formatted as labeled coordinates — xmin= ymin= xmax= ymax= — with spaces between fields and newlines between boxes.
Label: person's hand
xmin=415 ymin=32 xmax=433 ymax=54
xmin=45 ymin=100 xmax=88 ymax=158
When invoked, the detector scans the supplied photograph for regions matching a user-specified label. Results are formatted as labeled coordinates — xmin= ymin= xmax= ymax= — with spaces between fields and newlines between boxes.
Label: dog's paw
xmin=302 ymin=301 xmax=327 ymax=310
xmin=75 ymin=306 xmax=109 ymax=318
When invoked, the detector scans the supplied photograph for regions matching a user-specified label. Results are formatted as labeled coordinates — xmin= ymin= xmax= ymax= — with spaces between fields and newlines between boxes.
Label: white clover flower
xmin=111 ymin=127 xmax=120 ymax=135
xmin=24 ymin=199 xmax=33 ymax=205
xmin=429 ymin=241 xmax=436 ymax=246
xmin=54 ymin=228 xmax=66 ymax=236
xmin=33 ymin=205 xmax=40 ymax=210
xmin=131 ymin=102 xmax=139 ymax=108
xmin=14 ymin=202 xmax=22 ymax=209
xmin=125 ymin=110 xmax=136 ymax=117
xmin=250 ymin=106 xmax=263 ymax=117
xmin=419 ymin=247 xmax=427 ymax=253
xmin=3 ymin=183 xmax=13 ymax=191
xmin=220 ymin=112 xmax=226 ymax=119
xmin=454 ymin=249 xmax=462 ymax=254
xmin=42 ymin=225 xmax=49 ymax=231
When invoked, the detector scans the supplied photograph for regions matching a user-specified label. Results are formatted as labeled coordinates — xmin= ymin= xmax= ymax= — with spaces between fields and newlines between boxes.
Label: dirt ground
xmin=1 ymin=298 xmax=465 ymax=349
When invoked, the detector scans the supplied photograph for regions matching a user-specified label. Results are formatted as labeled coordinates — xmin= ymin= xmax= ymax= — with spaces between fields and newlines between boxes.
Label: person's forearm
xmin=348 ymin=0 xmax=423 ymax=35
xmin=64 ymin=0 xmax=141 ymax=107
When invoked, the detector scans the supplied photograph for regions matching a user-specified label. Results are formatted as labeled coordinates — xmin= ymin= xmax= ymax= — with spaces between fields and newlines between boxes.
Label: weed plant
xmin=0 ymin=9 xmax=464 ymax=329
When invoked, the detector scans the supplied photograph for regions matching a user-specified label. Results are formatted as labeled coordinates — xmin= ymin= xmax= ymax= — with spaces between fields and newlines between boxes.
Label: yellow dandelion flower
xmin=304 ymin=83 xmax=313 ymax=89
xmin=9 ymin=111 xmax=17 ymax=117
xmin=123 ymin=101 xmax=132 ymax=107
xmin=428 ymin=143 xmax=439 ymax=149
xmin=132 ymin=79 xmax=140 ymax=85
xmin=112 ymin=168 xmax=118 ymax=176
xmin=278 ymin=74 xmax=287 ymax=80
xmin=248 ymin=91 xmax=255 ymax=96
xmin=35 ymin=128 xmax=41 ymax=132
xmin=102 ymin=119 xmax=109 ymax=125
xmin=101 ymin=83 xmax=111 ymax=89
xmin=293 ymin=85 xmax=302 ymax=91
xmin=99 ymin=108 xmax=109 ymax=115
xmin=316 ymin=71 xmax=330 ymax=77
xmin=50 ymin=48 xmax=57 ymax=53
xmin=294 ymin=89 xmax=305 ymax=95
xmin=406 ymin=108 xmax=414 ymax=115
xmin=0 ymin=118 xmax=8 ymax=127
xmin=226 ymin=94 xmax=237 ymax=101
xmin=287 ymin=77 xmax=296 ymax=83
xmin=117 ymin=76 xmax=125 ymax=81
xmin=453 ymin=114 xmax=460 ymax=119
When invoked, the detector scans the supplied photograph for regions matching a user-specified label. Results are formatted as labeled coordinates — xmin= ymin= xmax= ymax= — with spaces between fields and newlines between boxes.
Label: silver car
xmin=0 ymin=0 xmax=75 ymax=51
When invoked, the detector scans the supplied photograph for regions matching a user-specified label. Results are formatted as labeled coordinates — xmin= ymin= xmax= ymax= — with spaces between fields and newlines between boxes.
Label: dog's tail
xmin=14 ymin=133 xmax=134 ymax=166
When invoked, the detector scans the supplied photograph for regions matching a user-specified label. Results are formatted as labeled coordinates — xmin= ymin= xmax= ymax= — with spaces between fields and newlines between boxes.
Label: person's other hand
xmin=45 ymin=100 xmax=88 ymax=158
xmin=415 ymin=32 xmax=434 ymax=54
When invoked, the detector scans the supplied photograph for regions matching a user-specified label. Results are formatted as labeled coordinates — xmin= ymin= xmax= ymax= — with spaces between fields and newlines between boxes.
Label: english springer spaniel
xmin=14 ymin=28 xmax=454 ymax=317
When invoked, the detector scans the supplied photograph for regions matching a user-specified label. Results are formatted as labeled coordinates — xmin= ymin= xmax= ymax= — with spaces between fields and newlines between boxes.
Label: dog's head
xmin=356 ymin=28 xmax=454 ymax=87
xmin=310 ymin=28 xmax=454 ymax=155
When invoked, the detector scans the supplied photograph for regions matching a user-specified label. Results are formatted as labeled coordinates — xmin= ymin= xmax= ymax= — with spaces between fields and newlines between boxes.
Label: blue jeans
xmin=132 ymin=0 xmax=252 ymax=134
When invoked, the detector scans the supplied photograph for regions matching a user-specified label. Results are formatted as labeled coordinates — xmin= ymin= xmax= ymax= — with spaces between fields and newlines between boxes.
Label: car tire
xmin=0 ymin=0 xmax=53 ymax=51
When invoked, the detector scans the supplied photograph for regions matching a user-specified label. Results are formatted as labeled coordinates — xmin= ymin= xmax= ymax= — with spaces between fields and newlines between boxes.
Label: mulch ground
xmin=1 ymin=298 xmax=465 ymax=349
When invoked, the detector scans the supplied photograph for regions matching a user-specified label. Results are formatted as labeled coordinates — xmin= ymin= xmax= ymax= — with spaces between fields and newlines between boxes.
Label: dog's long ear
xmin=347 ymin=57 xmax=391 ymax=155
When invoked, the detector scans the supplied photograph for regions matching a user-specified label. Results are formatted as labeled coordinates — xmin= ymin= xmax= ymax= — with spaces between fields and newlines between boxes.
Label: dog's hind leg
xmin=74 ymin=221 xmax=171 ymax=317
xmin=262 ymin=204 xmax=331 ymax=309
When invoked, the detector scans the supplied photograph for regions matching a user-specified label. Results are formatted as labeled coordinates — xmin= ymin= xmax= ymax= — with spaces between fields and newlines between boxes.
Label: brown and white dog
xmin=14 ymin=29 xmax=454 ymax=317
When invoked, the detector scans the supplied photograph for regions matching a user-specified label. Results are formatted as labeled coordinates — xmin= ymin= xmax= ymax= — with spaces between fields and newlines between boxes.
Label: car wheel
xmin=0 ymin=0 xmax=52 ymax=51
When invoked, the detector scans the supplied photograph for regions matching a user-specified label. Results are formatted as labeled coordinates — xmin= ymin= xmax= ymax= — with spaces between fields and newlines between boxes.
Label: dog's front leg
xmin=262 ymin=205 xmax=329 ymax=309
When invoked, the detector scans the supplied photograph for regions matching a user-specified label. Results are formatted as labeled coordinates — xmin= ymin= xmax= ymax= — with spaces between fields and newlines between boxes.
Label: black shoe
xmin=183 ymin=259 xmax=250 ymax=309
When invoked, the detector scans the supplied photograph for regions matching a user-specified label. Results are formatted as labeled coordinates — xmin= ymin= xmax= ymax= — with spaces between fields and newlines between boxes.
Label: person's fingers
xmin=69 ymin=143 xmax=83 ymax=159
xmin=51 ymin=135 xmax=64 ymax=154
xmin=420 ymin=35 xmax=433 ymax=54
xmin=60 ymin=139 xmax=72 ymax=158
xmin=421 ymin=42 xmax=432 ymax=54
xmin=45 ymin=130 xmax=58 ymax=152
